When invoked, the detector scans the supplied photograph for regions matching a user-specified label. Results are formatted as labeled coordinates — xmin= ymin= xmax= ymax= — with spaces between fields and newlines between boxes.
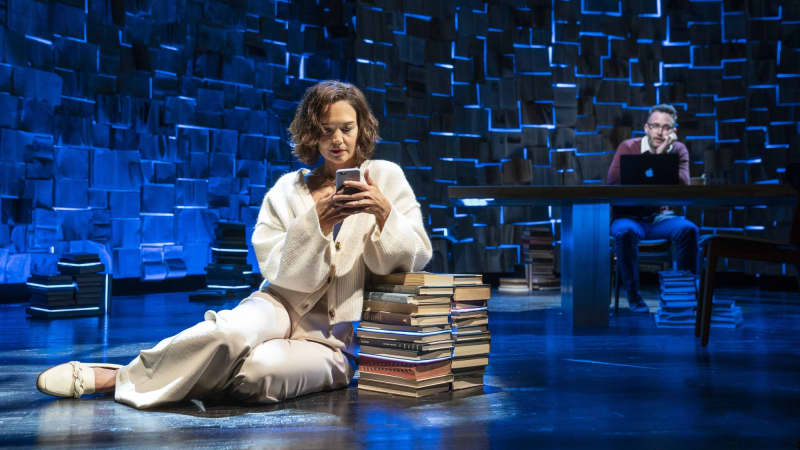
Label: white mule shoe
xmin=36 ymin=362 xmax=123 ymax=398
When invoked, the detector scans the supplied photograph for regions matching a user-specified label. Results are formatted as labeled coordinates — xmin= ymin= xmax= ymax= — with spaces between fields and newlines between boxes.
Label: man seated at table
xmin=606 ymin=104 xmax=699 ymax=313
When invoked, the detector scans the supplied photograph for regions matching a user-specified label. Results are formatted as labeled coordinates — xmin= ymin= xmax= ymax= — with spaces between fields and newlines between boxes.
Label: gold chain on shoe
xmin=69 ymin=361 xmax=85 ymax=398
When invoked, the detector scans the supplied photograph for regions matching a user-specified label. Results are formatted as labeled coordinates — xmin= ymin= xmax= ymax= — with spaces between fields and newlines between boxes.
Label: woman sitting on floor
xmin=36 ymin=80 xmax=433 ymax=408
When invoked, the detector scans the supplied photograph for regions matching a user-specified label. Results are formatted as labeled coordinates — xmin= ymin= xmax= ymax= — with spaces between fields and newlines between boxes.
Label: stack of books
xmin=27 ymin=275 xmax=75 ymax=309
xmin=190 ymin=223 xmax=256 ymax=302
xmin=357 ymin=272 xmax=455 ymax=397
xmin=498 ymin=277 xmax=529 ymax=293
xmin=707 ymin=295 xmax=744 ymax=328
xmin=59 ymin=254 xmax=106 ymax=307
xmin=210 ymin=223 xmax=249 ymax=264
xmin=655 ymin=270 xmax=744 ymax=328
xmin=27 ymin=253 xmax=108 ymax=319
xmin=357 ymin=355 xmax=453 ymax=398
xmin=450 ymin=274 xmax=491 ymax=390
xmin=654 ymin=270 xmax=698 ymax=328
xmin=521 ymin=227 xmax=560 ymax=291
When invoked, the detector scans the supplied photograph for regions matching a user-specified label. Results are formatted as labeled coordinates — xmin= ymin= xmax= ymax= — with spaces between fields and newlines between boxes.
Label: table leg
xmin=561 ymin=203 xmax=610 ymax=328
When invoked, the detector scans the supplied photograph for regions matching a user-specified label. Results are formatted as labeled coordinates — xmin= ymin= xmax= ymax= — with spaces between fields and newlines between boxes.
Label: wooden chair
xmin=611 ymin=238 xmax=673 ymax=313
xmin=696 ymin=169 xmax=800 ymax=346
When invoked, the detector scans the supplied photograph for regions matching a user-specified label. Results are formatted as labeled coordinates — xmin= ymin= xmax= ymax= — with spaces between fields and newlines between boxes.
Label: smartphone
xmin=335 ymin=168 xmax=361 ymax=195
xmin=668 ymin=132 xmax=678 ymax=143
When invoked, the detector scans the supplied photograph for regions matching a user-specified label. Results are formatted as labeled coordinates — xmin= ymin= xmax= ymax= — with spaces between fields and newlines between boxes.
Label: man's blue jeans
xmin=611 ymin=216 xmax=699 ymax=303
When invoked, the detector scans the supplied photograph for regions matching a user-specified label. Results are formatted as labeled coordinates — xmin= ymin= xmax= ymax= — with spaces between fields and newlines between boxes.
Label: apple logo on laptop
xmin=645 ymin=168 xmax=654 ymax=178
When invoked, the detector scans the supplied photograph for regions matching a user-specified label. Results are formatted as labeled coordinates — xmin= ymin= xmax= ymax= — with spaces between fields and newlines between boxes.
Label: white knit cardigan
xmin=252 ymin=159 xmax=433 ymax=324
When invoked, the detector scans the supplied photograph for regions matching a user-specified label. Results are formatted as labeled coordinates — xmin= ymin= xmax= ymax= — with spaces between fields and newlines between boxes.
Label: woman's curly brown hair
xmin=289 ymin=80 xmax=380 ymax=166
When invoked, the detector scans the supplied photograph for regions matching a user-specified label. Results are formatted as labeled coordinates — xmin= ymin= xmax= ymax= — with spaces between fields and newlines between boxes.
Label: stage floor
xmin=2 ymin=287 xmax=798 ymax=448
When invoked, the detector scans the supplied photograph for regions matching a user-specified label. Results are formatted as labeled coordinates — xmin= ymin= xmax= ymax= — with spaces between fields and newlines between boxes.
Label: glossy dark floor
xmin=2 ymin=287 xmax=799 ymax=449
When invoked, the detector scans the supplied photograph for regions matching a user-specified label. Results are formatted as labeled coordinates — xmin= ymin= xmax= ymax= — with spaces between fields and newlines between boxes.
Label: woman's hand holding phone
xmin=333 ymin=168 xmax=392 ymax=230
xmin=335 ymin=168 xmax=361 ymax=195
xmin=315 ymin=192 xmax=352 ymax=236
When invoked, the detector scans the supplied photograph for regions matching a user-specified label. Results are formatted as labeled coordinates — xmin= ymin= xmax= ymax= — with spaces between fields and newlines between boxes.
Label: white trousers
xmin=114 ymin=294 xmax=353 ymax=409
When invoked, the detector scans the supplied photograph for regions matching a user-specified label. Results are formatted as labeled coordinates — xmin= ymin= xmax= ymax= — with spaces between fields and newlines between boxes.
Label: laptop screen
xmin=620 ymin=154 xmax=680 ymax=185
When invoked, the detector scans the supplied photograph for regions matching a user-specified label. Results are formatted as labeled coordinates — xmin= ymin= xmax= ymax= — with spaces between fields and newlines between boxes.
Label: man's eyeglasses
xmin=646 ymin=123 xmax=675 ymax=133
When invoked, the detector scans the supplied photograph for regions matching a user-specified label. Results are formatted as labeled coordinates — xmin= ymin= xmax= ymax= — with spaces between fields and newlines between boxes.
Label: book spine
xmin=367 ymin=292 xmax=413 ymax=303
xmin=359 ymin=362 xmax=452 ymax=380
xmin=361 ymin=310 xmax=412 ymax=325
xmin=358 ymin=338 xmax=426 ymax=351
xmin=371 ymin=284 xmax=417 ymax=294
xmin=363 ymin=300 xmax=419 ymax=314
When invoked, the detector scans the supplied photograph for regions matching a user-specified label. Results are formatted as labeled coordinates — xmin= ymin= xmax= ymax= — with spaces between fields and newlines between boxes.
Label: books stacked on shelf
xmin=522 ymin=227 xmax=560 ymax=291
xmin=191 ymin=223 xmax=256 ymax=302
xmin=27 ymin=253 xmax=108 ymax=319
xmin=498 ymin=277 xmax=529 ymax=293
xmin=357 ymin=272 xmax=455 ymax=397
xmin=654 ymin=270 xmax=697 ymax=328
xmin=450 ymin=275 xmax=491 ymax=390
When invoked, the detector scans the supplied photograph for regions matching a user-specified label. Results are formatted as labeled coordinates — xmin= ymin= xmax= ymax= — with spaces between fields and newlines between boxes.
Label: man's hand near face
xmin=654 ymin=131 xmax=677 ymax=154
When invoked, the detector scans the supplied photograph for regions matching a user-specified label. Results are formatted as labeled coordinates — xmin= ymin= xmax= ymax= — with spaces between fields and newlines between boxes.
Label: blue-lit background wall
xmin=0 ymin=0 xmax=798 ymax=284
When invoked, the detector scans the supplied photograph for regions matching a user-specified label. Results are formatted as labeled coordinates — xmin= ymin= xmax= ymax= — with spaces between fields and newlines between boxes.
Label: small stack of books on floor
xmin=522 ymin=227 xmax=560 ymax=291
xmin=450 ymin=274 xmax=491 ymax=390
xmin=655 ymin=270 xmax=744 ymax=328
xmin=356 ymin=272 xmax=492 ymax=396
xmin=498 ymin=277 xmax=529 ymax=293
xmin=707 ymin=295 xmax=744 ymax=328
xmin=60 ymin=254 xmax=106 ymax=308
xmin=190 ymin=223 xmax=257 ymax=302
xmin=27 ymin=253 xmax=108 ymax=319
xmin=654 ymin=270 xmax=698 ymax=328
xmin=27 ymin=275 xmax=75 ymax=310
xmin=357 ymin=354 xmax=453 ymax=398
xmin=357 ymin=272 xmax=455 ymax=398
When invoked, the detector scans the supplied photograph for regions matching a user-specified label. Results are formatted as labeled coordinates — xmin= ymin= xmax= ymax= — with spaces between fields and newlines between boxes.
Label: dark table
xmin=449 ymin=184 xmax=798 ymax=328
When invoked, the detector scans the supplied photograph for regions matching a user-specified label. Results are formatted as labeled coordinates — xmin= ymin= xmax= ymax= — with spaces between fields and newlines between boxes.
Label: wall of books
xmin=1 ymin=1 xmax=798 ymax=285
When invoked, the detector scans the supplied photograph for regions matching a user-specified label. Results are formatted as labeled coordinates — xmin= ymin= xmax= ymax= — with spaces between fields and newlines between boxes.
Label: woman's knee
xmin=200 ymin=310 xmax=257 ymax=358
xmin=204 ymin=296 xmax=290 ymax=346
xmin=229 ymin=341 xmax=350 ymax=403
xmin=228 ymin=341 xmax=291 ymax=402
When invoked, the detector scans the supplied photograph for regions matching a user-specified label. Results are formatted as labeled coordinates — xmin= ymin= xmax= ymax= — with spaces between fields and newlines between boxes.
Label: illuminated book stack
xmin=449 ymin=276 xmax=491 ymax=390
xmin=27 ymin=275 xmax=75 ymax=309
xmin=357 ymin=272 xmax=455 ymax=398
xmin=654 ymin=270 xmax=698 ymax=328
xmin=210 ymin=223 xmax=249 ymax=265
xmin=498 ymin=277 xmax=530 ymax=293
xmin=522 ymin=227 xmax=560 ymax=291
xmin=190 ymin=223 xmax=255 ymax=302
xmin=655 ymin=270 xmax=743 ymax=329
xmin=27 ymin=253 xmax=109 ymax=319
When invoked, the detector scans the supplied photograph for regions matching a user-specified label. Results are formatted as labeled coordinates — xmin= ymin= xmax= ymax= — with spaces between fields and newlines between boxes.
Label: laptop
xmin=620 ymin=153 xmax=680 ymax=185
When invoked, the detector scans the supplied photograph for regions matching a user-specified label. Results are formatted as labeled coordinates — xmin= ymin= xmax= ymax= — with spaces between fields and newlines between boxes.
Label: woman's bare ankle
xmin=93 ymin=367 xmax=118 ymax=393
